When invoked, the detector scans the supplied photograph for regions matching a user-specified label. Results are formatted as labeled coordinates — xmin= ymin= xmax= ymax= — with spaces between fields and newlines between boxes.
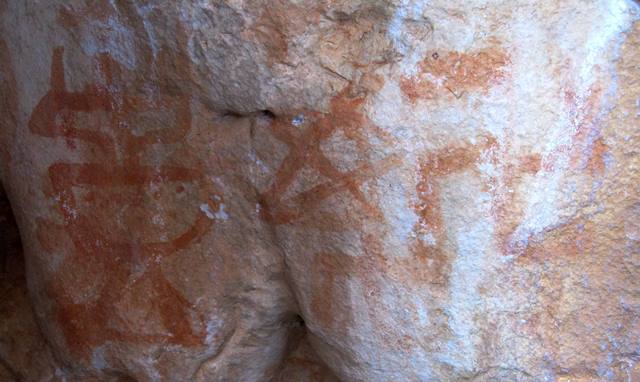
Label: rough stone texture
xmin=0 ymin=1 xmax=639 ymax=381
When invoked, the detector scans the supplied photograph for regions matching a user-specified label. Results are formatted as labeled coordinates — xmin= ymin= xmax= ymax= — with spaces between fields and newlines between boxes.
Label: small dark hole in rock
xmin=283 ymin=314 xmax=306 ymax=330
xmin=221 ymin=110 xmax=244 ymax=118
xmin=108 ymin=371 xmax=139 ymax=382
xmin=294 ymin=314 xmax=305 ymax=327
xmin=331 ymin=11 xmax=353 ymax=22
xmin=261 ymin=109 xmax=276 ymax=119
xmin=0 ymin=183 xmax=22 ymax=277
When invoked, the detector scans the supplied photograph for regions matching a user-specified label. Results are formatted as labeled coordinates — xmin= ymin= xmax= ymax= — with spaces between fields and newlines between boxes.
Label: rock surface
xmin=0 ymin=0 xmax=639 ymax=381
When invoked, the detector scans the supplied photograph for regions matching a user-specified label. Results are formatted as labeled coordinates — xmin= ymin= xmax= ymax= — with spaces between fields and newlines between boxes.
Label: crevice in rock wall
xmin=276 ymin=315 xmax=341 ymax=382
xmin=0 ymin=181 xmax=28 ymax=382
xmin=0 ymin=183 xmax=60 ymax=381
xmin=0 ymin=183 xmax=21 ymax=279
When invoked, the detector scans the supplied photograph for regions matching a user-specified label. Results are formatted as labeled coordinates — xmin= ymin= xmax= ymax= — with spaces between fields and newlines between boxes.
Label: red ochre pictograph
xmin=254 ymin=83 xmax=407 ymax=333
xmin=258 ymin=85 xmax=402 ymax=226
xmin=400 ymin=48 xmax=510 ymax=102
xmin=30 ymin=47 xmax=217 ymax=358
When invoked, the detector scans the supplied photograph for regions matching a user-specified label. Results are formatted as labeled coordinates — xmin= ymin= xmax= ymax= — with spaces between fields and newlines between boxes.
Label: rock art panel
xmin=29 ymin=44 xmax=219 ymax=360
xmin=0 ymin=1 xmax=639 ymax=381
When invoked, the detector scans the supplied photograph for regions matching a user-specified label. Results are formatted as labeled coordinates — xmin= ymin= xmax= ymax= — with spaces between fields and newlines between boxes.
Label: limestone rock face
xmin=1 ymin=1 xmax=639 ymax=381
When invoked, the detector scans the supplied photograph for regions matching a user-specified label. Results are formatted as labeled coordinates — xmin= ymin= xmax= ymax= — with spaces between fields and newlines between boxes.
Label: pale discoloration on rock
xmin=0 ymin=1 xmax=639 ymax=381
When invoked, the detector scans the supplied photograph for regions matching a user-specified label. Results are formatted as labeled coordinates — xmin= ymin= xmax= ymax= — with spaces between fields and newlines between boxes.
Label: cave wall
xmin=0 ymin=1 xmax=639 ymax=381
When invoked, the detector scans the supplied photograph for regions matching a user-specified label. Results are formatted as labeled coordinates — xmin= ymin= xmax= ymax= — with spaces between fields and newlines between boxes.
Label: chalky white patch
xmin=388 ymin=0 xmax=430 ymax=75
xmin=200 ymin=203 xmax=228 ymax=221
xmin=81 ymin=16 xmax=137 ymax=69
xmin=134 ymin=2 xmax=160 ymax=57
xmin=205 ymin=317 xmax=225 ymax=345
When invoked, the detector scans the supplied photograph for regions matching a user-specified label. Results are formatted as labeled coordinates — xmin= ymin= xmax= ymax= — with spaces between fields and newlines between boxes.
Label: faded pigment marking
xmin=257 ymin=84 xmax=400 ymax=225
xmin=29 ymin=44 xmax=213 ymax=360
xmin=399 ymin=49 xmax=510 ymax=103
xmin=506 ymin=2 xmax=638 ymax=255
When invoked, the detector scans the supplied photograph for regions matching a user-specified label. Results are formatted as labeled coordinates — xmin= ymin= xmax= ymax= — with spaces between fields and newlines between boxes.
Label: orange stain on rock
xmin=586 ymin=137 xmax=609 ymax=175
xmin=360 ymin=72 xmax=386 ymax=93
xmin=518 ymin=153 xmax=542 ymax=175
xmin=30 ymin=44 xmax=214 ymax=359
xmin=400 ymin=48 xmax=510 ymax=102
xmin=516 ymin=217 xmax=594 ymax=264
xmin=310 ymin=252 xmax=355 ymax=330
xmin=249 ymin=7 xmax=291 ymax=66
